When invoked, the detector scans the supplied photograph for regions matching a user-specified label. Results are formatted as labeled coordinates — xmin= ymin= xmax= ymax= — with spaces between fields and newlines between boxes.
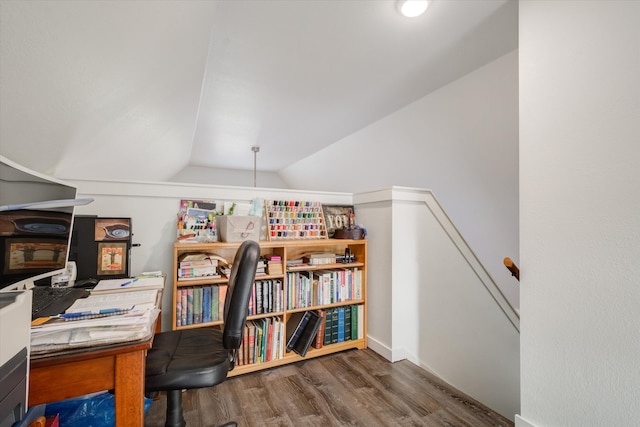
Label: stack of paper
xmin=90 ymin=276 xmax=165 ymax=294
xmin=30 ymin=288 xmax=161 ymax=354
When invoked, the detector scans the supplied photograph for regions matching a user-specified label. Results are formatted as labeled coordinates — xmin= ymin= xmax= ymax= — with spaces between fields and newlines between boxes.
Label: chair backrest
xmin=223 ymin=240 xmax=260 ymax=354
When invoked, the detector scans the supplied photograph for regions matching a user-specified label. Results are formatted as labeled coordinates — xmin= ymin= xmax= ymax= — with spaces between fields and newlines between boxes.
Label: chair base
xmin=165 ymin=389 xmax=186 ymax=427
xmin=162 ymin=389 xmax=236 ymax=427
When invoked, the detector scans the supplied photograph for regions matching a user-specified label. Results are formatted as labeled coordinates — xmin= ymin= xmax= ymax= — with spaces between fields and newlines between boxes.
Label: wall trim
xmin=355 ymin=186 xmax=520 ymax=331
xmin=515 ymin=415 xmax=537 ymax=427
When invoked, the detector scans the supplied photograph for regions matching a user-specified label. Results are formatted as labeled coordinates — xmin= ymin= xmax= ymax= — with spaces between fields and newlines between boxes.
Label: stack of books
xmin=255 ymin=259 xmax=267 ymax=277
xmin=266 ymin=255 xmax=283 ymax=275
xmin=303 ymin=252 xmax=337 ymax=265
xmin=177 ymin=252 xmax=223 ymax=281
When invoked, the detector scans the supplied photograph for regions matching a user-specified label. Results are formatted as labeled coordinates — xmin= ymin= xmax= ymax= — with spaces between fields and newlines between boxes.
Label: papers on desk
xmin=30 ymin=288 xmax=161 ymax=355
xmin=91 ymin=276 xmax=165 ymax=293
xmin=66 ymin=289 xmax=159 ymax=313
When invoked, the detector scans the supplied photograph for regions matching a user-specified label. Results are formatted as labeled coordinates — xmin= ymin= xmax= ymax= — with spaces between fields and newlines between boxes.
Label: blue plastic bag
xmin=44 ymin=391 xmax=152 ymax=427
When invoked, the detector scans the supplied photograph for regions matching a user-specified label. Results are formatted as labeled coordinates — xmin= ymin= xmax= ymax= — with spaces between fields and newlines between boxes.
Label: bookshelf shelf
xmin=171 ymin=239 xmax=367 ymax=376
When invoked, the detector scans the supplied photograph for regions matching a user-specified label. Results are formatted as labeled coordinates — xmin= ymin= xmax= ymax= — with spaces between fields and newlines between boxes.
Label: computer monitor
xmin=0 ymin=155 xmax=92 ymax=292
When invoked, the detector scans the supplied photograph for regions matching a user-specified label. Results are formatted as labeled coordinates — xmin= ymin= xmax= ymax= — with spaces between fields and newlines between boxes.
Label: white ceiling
xmin=0 ymin=0 xmax=517 ymax=180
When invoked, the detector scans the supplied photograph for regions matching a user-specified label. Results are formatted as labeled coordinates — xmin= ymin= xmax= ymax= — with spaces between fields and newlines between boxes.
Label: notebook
xmin=31 ymin=286 xmax=90 ymax=320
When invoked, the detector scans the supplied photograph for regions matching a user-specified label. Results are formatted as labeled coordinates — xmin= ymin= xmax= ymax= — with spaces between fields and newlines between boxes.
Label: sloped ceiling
xmin=0 ymin=0 xmax=517 ymax=181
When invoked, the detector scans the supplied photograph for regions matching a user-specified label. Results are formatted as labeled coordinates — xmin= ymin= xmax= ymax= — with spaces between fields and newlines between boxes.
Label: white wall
xmin=281 ymin=50 xmax=520 ymax=310
xmin=169 ymin=165 xmax=288 ymax=189
xmin=356 ymin=187 xmax=520 ymax=419
xmin=519 ymin=1 xmax=640 ymax=426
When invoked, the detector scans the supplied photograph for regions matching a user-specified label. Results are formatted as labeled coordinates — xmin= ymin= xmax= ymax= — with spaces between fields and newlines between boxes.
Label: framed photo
xmin=95 ymin=218 xmax=131 ymax=241
xmin=3 ymin=237 xmax=67 ymax=274
xmin=321 ymin=205 xmax=355 ymax=237
xmin=96 ymin=242 xmax=127 ymax=275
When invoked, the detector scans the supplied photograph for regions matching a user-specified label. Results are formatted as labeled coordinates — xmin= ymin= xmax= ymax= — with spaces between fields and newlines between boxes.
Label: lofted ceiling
xmin=0 ymin=0 xmax=517 ymax=181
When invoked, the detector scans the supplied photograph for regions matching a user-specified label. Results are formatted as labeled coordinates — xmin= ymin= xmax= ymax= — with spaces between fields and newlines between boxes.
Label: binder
xmin=292 ymin=310 xmax=322 ymax=357
xmin=286 ymin=311 xmax=311 ymax=352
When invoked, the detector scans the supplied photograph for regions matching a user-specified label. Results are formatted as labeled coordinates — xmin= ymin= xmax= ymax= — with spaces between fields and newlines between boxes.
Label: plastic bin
xmin=216 ymin=216 xmax=261 ymax=242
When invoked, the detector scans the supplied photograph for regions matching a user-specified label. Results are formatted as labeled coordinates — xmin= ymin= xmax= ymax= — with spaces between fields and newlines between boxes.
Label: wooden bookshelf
xmin=171 ymin=239 xmax=367 ymax=376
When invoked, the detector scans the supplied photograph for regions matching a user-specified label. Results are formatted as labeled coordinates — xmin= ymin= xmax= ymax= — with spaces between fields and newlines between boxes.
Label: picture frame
xmin=95 ymin=218 xmax=131 ymax=241
xmin=3 ymin=237 xmax=68 ymax=274
xmin=321 ymin=205 xmax=355 ymax=237
xmin=96 ymin=242 xmax=127 ymax=276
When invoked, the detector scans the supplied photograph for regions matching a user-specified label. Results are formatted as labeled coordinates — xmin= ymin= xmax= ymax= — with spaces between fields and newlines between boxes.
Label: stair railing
xmin=503 ymin=257 xmax=519 ymax=281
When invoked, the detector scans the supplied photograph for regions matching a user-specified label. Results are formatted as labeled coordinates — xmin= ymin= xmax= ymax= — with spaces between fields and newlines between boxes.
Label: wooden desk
xmin=28 ymin=335 xmax=154 ymax=427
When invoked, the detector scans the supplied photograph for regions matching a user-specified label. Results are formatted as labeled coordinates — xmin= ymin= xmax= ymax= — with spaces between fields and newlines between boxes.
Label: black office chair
xmin=145 ymin=240 xmax=260 ymax=427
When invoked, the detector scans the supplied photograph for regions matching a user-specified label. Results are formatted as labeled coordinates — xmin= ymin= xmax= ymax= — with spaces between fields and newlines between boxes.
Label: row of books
xmin=286 ymin=268 xmax=363 ymax=309
xmin=175 ymin=285 xmax=227 ymax=326
xmin=285 ymin=305 xmax=365 ymax=358
xmin=235 ymin=304 xmax=365 ymax=366
xmin=176 ymin=279 xmax=286 ymax=326
xmin=237 ymin=317 xmax=285 ymax=366
xmin=248 ymin=279 xmax=284 ymax=316
xmin=287 ymin=304 xmax=366 ymax=360
xmin=319 ymin=305 xmax=364 ymax=346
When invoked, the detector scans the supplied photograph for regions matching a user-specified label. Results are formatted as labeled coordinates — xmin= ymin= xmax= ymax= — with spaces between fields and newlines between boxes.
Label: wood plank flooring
xmin=144 ymin=348 xmax=514 ymax=427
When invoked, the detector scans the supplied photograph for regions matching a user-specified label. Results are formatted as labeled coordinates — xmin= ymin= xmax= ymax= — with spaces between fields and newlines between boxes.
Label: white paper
xmin=65 ymin=289 xmax=158 ymax=313
xmin=91 ymin=276 xmax=164 ymax=293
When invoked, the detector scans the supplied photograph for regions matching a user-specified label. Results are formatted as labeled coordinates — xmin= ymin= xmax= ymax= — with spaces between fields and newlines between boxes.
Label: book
xmin=186 ymin=288 xmax=194 ymax=325
xmin=344 ymin=305 xmax=351 ymax=341
xmin=241 ymin=324 xmax=249 ymax=365
xmin=303 ymin=252 xmax=337 ymax=265
xmin=330 ymin=308 xmax=339 ymax=344
xmin=351 ymin=305 xmax=358 ymax=340
xmin=323 ymin=308 xmax=333 ymax=345
xmin=181 ymin=289 xmax=187 ymax=326
xmin=285 ymin=311 xmax=311 ymax=352
xmin=218 ymin=285 xmax=228 ymax=321
xmin=211 ymin=285 xmax=219 ymax=321
xmin=176 ymin=289 xmax=182 ymax=327
xmin=177 ymin=273 xmax=222 ymax=281
xmin=193 ymin=287 xmax=202 ymax=324
xmin=178 ymin=265 xmax=219 ymax=278
xmin=202 ymin=286 xmax=211 ymax=323
xmin=357 ymin=304 xmax=364 ymax=339
xmin=248 ymin=322 xmax=256 ymax=364
xmin=255 ymin=281 xmax=263 ymax=314
xmin=179 ymin=258 xmax=218 ymax=268
xmin=178 ymin=252 xmax=226 ymax=266
xmin=266 ymin=317 xmax=273 ymax=361
xmin=273 ymin=317 xmax=283 ymax=360
xmin=312 ymin=310 xmax=326 ymax=349
xmin=292 ymin=310 xmax=322 ymax=357
xmin=337 ymin=306 xmax=345 ymax=342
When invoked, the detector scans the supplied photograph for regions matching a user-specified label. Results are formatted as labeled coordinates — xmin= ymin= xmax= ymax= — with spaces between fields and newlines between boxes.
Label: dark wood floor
xmin=144 ymin=348 xmax=514 ymax=427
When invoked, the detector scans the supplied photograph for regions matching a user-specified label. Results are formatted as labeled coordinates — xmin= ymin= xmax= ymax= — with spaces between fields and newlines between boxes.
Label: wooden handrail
xmin=504 ymin=257 xmax=519 ymax=281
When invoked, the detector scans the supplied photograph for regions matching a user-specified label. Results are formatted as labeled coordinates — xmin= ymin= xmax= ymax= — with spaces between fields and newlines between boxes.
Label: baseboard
xmin=366 ymin=336 xmax=393 ymax=361
xmin=515 ymin=414 xmax=536 ymax=427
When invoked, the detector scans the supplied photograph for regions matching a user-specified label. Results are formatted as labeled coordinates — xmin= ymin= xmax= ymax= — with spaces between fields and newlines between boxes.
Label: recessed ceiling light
xmin=398 ymin=0 xmax=430 ymax=18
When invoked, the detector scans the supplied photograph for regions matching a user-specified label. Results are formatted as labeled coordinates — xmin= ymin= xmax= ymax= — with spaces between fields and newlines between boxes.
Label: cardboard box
xmin=216 ymin=215 xmax=261 ymax=242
